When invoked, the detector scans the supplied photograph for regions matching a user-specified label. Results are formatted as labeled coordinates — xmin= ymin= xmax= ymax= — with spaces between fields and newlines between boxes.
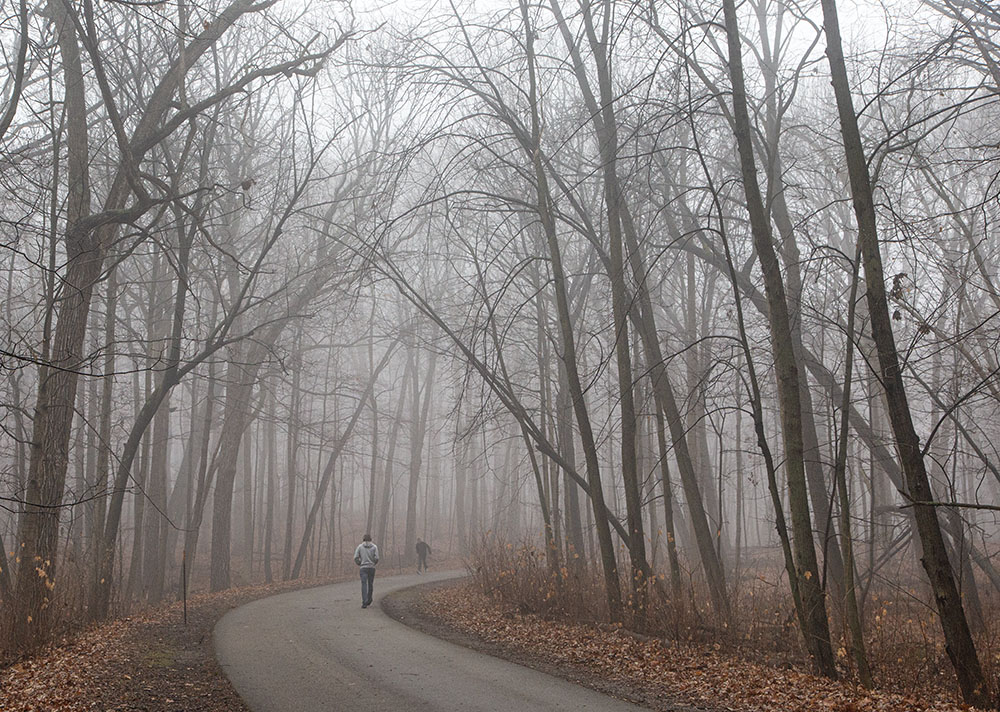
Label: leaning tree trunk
xmin=754 ymin=1 xmax=847 ymax=594
xmin=521 ymin=0 xmax=622 ymax=620
xmin=581 ymin=1 xmax=649 ymax=619
xmin=653 ymin=405 xmax=684 ymax=607
xmin=290 ymin=342 xmax=397 ymax=579
xmin=545 ymin=0 xmax=725 ymax=618
xmin=831 ymin=244 xmax=873 ymax=687
xmin=548 ymin=0 xmax=651 ymax=618
xmin=819 ymin=0 xmax=991 ymax=703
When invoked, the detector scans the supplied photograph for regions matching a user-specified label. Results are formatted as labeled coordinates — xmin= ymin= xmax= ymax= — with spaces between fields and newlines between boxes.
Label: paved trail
xmin=215 ymin=569 xmax=646 ymax=712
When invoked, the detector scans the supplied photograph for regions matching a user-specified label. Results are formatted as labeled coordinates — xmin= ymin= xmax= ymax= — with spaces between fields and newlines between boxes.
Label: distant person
xmin=353 ymin=533 xmax=379 ymax=608
xmin=415 ymin=537 xmax=431 ymax=574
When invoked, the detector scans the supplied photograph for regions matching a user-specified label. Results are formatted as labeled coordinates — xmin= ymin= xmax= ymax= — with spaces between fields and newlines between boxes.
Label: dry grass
xmin=465 ymin=534 xmax=1000 ymax=702
xmin=422 ymin=580 xmax=979 ymax=712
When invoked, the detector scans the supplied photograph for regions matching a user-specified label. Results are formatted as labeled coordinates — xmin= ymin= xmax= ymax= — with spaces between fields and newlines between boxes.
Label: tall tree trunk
xmin=181 ymin=352 xmax=218 ymax=585
xmin=773 ymin=190 xmax=846 ymax=598
xmin=8 ymin=0 xmax=93 ymax=648
xmin=365 ymin=334 xmax=380 ymax=536
xmin=683 ymin=255 xmax=720 ymax=540
xmin=142 ymin=389 xmax=170 ymax=604
xmin=242 ymin=425 xmax=255 ymax=578
xmin=140 ymin=253 xmax=165 ymax=602
xmin=377 ymin=358 xmax=412 ymax=552
xmin=125 ymin=368 xmax=151 ymax=606
xmin=533 ymin=252 xmax=562 ymax=568
xmin=163 ymin=378 xmax=200 ymax=582
xmin=0 ymin=531 xmax=12 ymax=604
xmin=832 ymin=244 xmax=873 ymax=687
xmin=819 ymin=1 xmax=991 ymax=702
xmin=556 ymin=365 xmax=586 ymax=571
xmin=752 ymin=0 xmax=847 ymax=596
xmin=551 ymin=0 xmax=650 ymax=617
xmin=90 ymin=264 xmax=116 ymax=608
xmin=263 ymin=390 xmax=277 ymax=583
xmin=210 ymin=346 xmax=259 ymax=591
xmin=722 ymin=0 xmax=836 ymax=676
xmin=403 ymin=345 xmax=437 ymax=566
xmin=454 ymin=419 xmax=468 ymax=555
xmin=282 ymin=334 xmax=302 ymax=581
xmin=522 ymin=0 xmax=622 ymax=619
xmin=654 ymin=405 xmax=683 ymax=607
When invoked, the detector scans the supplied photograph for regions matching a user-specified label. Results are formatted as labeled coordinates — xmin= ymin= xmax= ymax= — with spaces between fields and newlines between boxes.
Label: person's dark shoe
xmin=362 ymin=603 xmax=368 ymax=608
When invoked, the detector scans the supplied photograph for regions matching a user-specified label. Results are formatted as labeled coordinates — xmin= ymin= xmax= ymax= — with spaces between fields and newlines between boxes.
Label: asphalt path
xmin=214 ymin=569 xmax=647 ymax=712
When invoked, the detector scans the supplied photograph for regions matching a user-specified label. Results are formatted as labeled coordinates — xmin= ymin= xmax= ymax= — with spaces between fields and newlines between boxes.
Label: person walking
xmin=415 ymin=537 xmax=431 ymax=574
xmin=353 ymin=533 xmax=379 ymax=608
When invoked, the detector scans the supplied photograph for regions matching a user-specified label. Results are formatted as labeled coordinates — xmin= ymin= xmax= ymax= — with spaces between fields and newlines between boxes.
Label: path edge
xmin=380 ymin=577 xmax=705 ymax=712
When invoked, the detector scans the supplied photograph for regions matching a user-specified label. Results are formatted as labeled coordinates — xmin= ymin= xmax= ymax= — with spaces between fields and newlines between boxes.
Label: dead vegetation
xmin=451 ymin=538 xmax=999 ymax=710
xmin=0 ymin=575 xmax=349 ymax=712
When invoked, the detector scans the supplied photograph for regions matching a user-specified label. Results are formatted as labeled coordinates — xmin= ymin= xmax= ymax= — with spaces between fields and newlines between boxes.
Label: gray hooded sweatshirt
xmin=354 ymin=541 xmax=379 ymax=569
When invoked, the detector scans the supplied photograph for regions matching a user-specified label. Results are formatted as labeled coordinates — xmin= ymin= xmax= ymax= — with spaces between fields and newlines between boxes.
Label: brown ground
xmin=1 ymin=571 xmax=984 ymax=712
xmin=0 ymin=575 xmax=352 ymax=712
xmin=393 ymin=581 xmax=980 ymax=712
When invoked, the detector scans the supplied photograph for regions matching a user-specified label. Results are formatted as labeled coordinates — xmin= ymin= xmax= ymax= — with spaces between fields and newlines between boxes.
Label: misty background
xmin=1 ymin=0 xmax=999 ymax=702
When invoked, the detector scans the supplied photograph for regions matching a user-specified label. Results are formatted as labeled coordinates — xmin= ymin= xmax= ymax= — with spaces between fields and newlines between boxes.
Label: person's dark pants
xmin=417 ymin=552 xmax=428 ymax=572
xmin=360 ymin=567 xmax=375 ymax=606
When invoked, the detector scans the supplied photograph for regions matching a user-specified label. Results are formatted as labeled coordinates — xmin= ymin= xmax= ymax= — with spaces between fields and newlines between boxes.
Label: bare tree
xmin=819 ymin=0 xmax=992 ymax=703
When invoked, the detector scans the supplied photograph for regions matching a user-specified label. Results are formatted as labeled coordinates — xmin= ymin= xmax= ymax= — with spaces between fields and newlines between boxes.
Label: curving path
xmin=214 ymin=569 xmax=646 ymax=712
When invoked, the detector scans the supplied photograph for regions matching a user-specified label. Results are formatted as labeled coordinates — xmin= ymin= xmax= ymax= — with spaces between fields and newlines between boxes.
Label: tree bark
xmin=9 ymin=0 xmax=93 ymax=648
xmin=819 ymin=0 xmax=991 ymax=702
xmin=522 ymin=0 xmax=622 ymax=619
xmin=721 ymin=0 xmax=836 ymax=676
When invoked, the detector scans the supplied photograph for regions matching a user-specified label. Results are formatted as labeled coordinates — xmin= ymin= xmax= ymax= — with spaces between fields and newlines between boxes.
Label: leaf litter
xmin=0 ymin=576 xmax=349 ymax=712
xmin=416 ymin=582 xmax=979 ymax=712
xmin=2 ymin=573 xmax=985 ymax=711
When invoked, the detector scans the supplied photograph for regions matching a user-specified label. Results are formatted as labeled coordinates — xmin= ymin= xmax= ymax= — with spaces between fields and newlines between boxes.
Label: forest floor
xmin=0 ymin=557 xmax=467 ymax=711
xmin=1 ymin=569 xmax=983 ymax=712
xmin=398 ymin=581 xmax=979 ymax=712
xmin=0 ymin=571 xmax=359 ymax=711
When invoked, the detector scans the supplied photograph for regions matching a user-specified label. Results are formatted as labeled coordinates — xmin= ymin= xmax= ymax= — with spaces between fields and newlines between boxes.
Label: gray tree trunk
xmin=722 ymin=0 xmax=836 ymax=676
xmin=820 ymin=0 xmax=990 ymax=703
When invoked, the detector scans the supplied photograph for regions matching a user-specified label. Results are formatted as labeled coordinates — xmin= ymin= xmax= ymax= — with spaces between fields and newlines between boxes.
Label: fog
xmin=1 ymin=0 xmax=998 ymax=701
